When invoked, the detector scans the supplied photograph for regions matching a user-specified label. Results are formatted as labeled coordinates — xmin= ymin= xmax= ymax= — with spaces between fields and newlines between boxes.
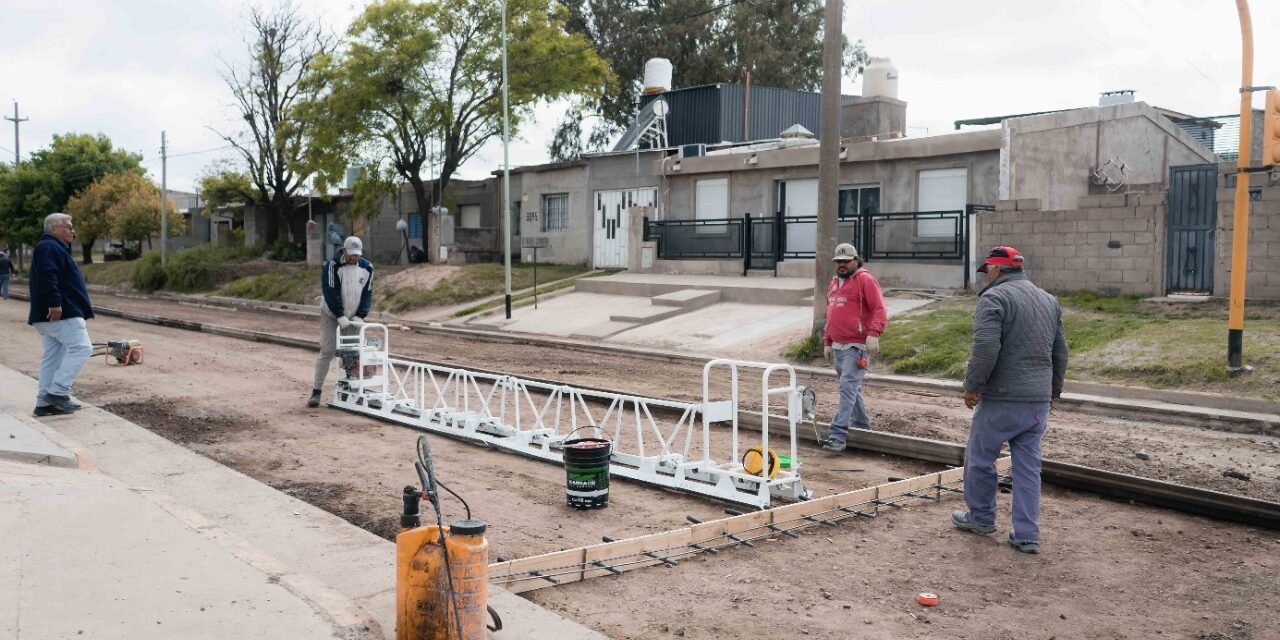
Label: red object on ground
xmin=915 ymin=593 xmax=939 ymax=607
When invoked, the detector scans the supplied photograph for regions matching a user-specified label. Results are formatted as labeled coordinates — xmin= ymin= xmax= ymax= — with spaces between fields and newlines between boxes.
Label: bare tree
xmin=214 ymin=3 xmax=334 ymax=246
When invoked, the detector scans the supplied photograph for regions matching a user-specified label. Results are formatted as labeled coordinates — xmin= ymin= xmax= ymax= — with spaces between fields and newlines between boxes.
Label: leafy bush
xmin=785 ymin=333 xmax=824 ymax=360
xmin=268 ymin=238 xmax=305 ymax=262
xmin=132 ymin=252 xmax=166 ymax=292
xmin=164 ymin=245 xmax=232 ymax=292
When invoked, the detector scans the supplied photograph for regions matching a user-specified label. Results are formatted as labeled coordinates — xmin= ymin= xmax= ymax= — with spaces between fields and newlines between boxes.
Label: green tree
xmin=0 ymin=133 xmax=143 ymax=263
xmin=550 ymin=0 xmax=869 ymax=159
xmin=301 ymin=0 xmax=610 ymax=230
xmin=0 ymin=165 xmax=62 ymax=268
xmin=110 ymin=177 xmax=186 ymax=252
xmin=213 ymin=4 xmax=334 ymax=247
xmin=196 ymin=161 xmax=257 ymax=220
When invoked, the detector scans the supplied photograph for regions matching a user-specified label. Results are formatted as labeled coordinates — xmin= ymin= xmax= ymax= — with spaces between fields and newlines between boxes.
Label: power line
xmin=1117 ymin=0 xmax=1229 ymax=93
xmin=140 ymin=144 xmax=235 ymax=163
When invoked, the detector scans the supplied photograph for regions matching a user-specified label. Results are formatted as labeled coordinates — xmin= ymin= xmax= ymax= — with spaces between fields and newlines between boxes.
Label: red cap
xmin=977 ymin=245 xmax=1024 ymax=273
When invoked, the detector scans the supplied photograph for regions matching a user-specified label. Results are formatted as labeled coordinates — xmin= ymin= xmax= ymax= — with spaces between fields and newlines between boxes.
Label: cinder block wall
xmin=977 ymin=192 xmax=1166 ymax=296
xmin=1216 ymin=180 xmax=1280 ymax=300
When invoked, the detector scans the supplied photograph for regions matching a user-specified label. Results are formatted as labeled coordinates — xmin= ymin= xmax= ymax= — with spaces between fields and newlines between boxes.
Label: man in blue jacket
xmin=28 ymin=213 xmax=95 ymax=416
xmin=308 ymin=236 xmax=374 ymax=407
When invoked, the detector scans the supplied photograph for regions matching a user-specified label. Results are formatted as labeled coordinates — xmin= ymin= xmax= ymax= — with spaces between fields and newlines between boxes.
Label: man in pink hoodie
xmin=821 ymin=243 xmax=888 ymax=451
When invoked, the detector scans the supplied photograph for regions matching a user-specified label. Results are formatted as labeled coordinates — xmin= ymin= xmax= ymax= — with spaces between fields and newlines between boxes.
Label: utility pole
xmin=1227 ymin=0 xmax=1254 ymax=372
xmin=5 ymin=101 xmax=28 ymax=166
xmin=501 ymin=0 xmax=513 ymax=319
xmin=813 ymin=0 xmax=843 ymax=339
xmin=160 ymin=131 xmax=168 ymax=267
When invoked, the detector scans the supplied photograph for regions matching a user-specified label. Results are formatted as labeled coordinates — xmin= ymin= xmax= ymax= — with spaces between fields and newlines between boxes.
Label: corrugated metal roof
xmin=637 ymin=83 xmax=854 ymax=147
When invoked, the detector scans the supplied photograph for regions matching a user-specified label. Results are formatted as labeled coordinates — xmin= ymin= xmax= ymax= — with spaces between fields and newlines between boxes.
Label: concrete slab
xmin=0 ymin=411 xmax=77 ymax=467
xmin=484 ymin=293 xmax=650 ymax=338
xmin=0 ymin=365 xmax=607 ymax=640
xmin=0 ymin=461 xmax=357 ymax=640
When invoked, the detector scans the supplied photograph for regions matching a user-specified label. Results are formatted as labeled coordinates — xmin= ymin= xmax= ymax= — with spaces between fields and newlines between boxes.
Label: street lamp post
xmin=501 ymin=0 xmax=513 ymax=319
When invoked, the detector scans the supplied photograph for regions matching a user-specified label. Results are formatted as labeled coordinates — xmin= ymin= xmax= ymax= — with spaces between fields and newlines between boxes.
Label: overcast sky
xmin=2 ymin=0 xmax=1276 ymax=194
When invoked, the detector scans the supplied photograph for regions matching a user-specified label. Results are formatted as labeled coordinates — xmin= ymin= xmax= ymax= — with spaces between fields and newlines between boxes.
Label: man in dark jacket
xmin=28 ymin=213 xmax=95 ymax=416
xmin=308 ymin=236 xmax=374 ymax=407
xmin=0 ymin=250 xmax=15 ymax=300
xmin=952 ymin=246 xmax=1068 ymax=555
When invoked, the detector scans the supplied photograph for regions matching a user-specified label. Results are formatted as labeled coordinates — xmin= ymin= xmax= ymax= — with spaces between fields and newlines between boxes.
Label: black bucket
xmin=563 ymin=437 xmax=611 ymax=509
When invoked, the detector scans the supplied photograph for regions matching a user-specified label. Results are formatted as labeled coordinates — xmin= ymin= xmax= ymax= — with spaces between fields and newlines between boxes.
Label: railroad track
xmin=16 ymin=292 xmax=1277 ymax=531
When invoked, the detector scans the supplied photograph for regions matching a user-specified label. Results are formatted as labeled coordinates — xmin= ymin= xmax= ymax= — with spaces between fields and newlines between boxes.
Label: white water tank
xmin=862 ymin=57 xmax=899 ymax=99
xmin=643 ymin=58 xmax=673 ymax=94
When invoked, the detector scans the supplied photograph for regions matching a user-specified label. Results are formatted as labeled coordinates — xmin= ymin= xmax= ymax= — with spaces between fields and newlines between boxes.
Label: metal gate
xmin=593 ymin=188 xmax=656 ymax=268
xmin=743 ymin=213 xmax=777 ymax=273
xmin=1166 ymin=165 xmax=1218 ymax=294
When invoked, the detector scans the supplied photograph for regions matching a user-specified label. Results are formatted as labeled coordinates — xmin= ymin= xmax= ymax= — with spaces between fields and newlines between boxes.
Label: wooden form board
xmin=491 ymin=457 xmax=1010 ymax=594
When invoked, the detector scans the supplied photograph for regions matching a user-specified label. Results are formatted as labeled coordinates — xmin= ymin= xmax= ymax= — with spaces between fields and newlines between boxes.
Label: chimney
xmin=1099 ymin=90 xmax=1136 ymax=107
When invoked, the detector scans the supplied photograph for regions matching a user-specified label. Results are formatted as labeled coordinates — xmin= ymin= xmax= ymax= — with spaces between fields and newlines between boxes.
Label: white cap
xmin=833 ymin=243 xmax=859 ymax=261
xmin=343 ymin=236 xmax=363 ymax=256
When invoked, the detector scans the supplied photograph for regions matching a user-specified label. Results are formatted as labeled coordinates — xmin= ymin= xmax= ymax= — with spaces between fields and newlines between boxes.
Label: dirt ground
xmin=378 ymin=264 xmax=462 ymax=292
xmin=2 ymin=295 xmax=1278 ymax=640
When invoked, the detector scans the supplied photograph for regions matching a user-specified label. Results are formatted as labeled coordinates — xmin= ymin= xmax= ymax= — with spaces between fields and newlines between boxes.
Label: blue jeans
xmin=0 ymin=275 xmax=9 ymax=299
xmin=829 ymin=346 xmax=871 ymax=443
xmin=963 ymin=399 xmax=1050 ymax=543
xmin=33 ymin=317 xmax=93 ymax=401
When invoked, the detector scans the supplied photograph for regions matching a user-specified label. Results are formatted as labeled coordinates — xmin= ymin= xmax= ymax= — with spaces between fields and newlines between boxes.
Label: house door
xmin=1166 ymin=165 xmax=1217 ymax=294
xmin=593 ymin=188 xmax=656 ymax=268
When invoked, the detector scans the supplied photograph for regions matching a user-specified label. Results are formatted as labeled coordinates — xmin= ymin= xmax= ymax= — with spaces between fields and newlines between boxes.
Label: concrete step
xmin=570 ymin=321 xmax=637 ymax=340
xmin=651 ymin=288 xmax=721 ymax=309
xmin=610 ymin=305 xmax=684 ymax=324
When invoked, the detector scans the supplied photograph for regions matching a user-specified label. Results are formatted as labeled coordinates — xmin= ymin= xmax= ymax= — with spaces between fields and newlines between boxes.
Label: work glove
xmin=823 ymin=345 xmax=833 ymax=360
xmin=865 ymin=335 xmax=880 ymax=355
xmin=337 ymin=316 xmax=351 ymax=329
xmin=350 ymin=317 xmax=365 ymax=326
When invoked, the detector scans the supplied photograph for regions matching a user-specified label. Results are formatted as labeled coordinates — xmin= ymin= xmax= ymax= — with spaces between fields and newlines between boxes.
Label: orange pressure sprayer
xmin=396 ymin=436 xmax=497 ymax=639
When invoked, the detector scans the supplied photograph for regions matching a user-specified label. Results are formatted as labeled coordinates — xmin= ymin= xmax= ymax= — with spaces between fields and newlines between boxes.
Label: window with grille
xmin=542 ymin=193 xmax=569 ymax=231
xmin=407 ymin=212 xmax=423 ymax=239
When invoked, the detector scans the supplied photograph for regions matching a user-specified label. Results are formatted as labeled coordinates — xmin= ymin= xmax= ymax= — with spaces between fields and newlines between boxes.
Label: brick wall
xmin=1216 ymin=180 xmax=1280 ymax=300
xmin=978 ymin=193 xmax=1166 ymax=296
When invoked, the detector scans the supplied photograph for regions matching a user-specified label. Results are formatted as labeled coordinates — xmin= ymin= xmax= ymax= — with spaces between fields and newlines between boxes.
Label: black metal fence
xmin=645 ymin=208 xmax=976 ymax=274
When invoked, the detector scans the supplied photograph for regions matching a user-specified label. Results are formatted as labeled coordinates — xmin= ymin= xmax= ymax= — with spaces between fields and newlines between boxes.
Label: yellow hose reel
xmin=742 ymin=446 xmax=780 ymax=479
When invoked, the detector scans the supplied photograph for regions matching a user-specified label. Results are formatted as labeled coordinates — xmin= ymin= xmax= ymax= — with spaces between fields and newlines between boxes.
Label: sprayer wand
xmin=416 ymin=435 xmax=465 ymax=640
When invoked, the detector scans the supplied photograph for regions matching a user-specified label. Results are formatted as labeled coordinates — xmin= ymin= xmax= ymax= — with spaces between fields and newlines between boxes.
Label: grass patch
xmin=217 ymin=268 xmax=317 ymax=305
xmin=80 ymin=260 xmax=138 ymax=287
xmin=379 ymin=263 xmax=590 ymax=313
xmin=878 ymin=301 xmax=974 ymax=378
xmin=784 ymin=333 xmax=824 ymax=361
xmin=453 ymin=277 xmax=579 ymax=317
xmin=882 ymin=290 xmax=1280 ymax=397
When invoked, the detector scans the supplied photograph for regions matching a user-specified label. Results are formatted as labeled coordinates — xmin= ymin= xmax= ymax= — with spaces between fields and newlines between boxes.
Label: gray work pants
xmin=829 ymin=345 xmax=872 ymax=443
xmin=963 ymin=399 xmax=1050 ymax=543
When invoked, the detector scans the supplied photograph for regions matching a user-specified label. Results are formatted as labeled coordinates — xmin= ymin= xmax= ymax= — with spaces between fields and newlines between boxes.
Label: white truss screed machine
xmin=330 ymin=323 xmax=812 ymax=509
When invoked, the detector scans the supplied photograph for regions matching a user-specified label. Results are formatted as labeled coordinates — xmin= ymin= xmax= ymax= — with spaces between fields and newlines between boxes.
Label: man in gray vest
xmin=951 ymin=246 xmax=1067 ymax=555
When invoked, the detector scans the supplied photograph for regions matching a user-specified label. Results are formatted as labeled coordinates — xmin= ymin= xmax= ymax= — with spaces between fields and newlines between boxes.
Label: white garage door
xmin=916 ymin=168 xmax=967 ymax=238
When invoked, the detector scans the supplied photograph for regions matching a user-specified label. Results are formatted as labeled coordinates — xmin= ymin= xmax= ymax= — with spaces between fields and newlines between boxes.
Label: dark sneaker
xmin=43 ymin=394 xmax=81 ymax=413
xmin=820 ymin=439 xmax=846 ymax=453
xmin=951 ymin=510 xmax=997 ymax=535
xmin=1007 ymin=533 xmax=1040 ymax=554
xmin=34 ymin=404 xmax=74 ymax=417
xmin=306 ymin=389 xmax=321 ymax=408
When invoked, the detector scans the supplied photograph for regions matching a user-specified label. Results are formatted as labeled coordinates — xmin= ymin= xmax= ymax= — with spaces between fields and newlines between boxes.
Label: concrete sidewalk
xmin=0 ymin=365 xmax=605 ymax=640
